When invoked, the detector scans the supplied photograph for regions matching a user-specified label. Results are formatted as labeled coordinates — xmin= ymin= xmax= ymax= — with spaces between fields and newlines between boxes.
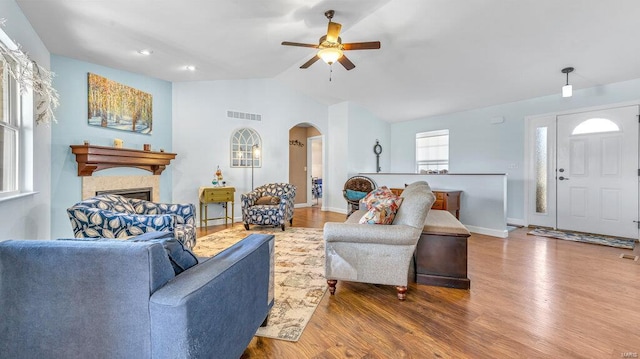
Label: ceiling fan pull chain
xmin=329 ymin=66 xmax=333 ymax=82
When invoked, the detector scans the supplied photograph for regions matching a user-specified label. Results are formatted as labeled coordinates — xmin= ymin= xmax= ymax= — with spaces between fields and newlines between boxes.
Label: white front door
xmin=556 ymin=105 xmax=639 ymax=239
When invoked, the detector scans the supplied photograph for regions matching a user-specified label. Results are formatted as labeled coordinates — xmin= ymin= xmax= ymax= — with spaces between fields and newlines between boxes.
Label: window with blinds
xmin=415 ymin=129 xmax=449 ymax=173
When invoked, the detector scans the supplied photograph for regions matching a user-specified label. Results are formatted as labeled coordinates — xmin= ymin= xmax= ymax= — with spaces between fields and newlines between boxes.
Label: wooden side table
xmin=391 ymin=188 xmax=462 ymax=219
xmin=199 ymin=186 xmax=235 ymax=228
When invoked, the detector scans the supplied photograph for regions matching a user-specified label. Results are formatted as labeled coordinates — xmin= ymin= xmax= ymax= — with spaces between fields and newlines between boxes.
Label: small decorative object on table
xmin=214 ymin=166 xmax=224 ymax=187
xmin=143 ymin=144 xmax=151 ymax=151
xmin=114 ymin=138 xmax=123 ymax=148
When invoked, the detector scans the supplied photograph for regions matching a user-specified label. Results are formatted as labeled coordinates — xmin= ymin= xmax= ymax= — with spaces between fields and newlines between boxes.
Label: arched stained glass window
xmin=231 ymin=128 xmax=261 ymax=167
xmin=572 ymin=118 xmax=620 ymax=135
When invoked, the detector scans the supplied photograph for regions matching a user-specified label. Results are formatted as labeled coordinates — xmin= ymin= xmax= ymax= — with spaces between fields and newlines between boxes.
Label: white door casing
xmin=556 ymin=106 xmax=638 ymax=239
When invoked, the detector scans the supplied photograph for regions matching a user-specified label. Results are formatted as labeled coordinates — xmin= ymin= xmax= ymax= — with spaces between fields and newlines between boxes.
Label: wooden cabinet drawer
xmin=203 ymin=190 xmax=234 ymax=202
xmin=435 ymin=192 xmax=445 ymax=200
xmin=432 ymin=200 xmax=444 ymax=210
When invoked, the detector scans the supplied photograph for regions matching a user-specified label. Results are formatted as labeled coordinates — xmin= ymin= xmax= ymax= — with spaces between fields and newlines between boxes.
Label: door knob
xmin=558 ymin=176 xmax=569 ymax=180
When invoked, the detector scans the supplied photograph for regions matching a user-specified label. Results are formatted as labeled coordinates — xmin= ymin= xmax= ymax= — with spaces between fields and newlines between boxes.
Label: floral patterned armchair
xmin=241 ymin=183 xmax=296 ymax=231
xmin=67 ymin=194 xmax=197 ymax=249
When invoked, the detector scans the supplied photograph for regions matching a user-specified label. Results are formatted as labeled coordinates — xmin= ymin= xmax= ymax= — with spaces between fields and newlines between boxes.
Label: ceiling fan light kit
xmin=281 ymin=9 xmax=381 ymax=71
xmin=317 ymin=47 xmax=343 ymax=64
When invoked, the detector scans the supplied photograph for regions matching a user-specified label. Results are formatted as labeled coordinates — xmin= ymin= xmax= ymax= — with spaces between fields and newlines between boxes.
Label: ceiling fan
xmin=281 ymin=10 xmax=381 ymax=71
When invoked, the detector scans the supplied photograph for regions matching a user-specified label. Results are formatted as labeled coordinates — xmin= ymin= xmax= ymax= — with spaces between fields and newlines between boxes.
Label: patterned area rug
xmin=192 ymin=226 xmax=327 ymax=342
xmin=527 ymin=227 xmax=635 ymax=249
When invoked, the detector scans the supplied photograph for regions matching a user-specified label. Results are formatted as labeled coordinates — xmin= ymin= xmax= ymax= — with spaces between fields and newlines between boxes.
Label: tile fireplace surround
xmin=82 ymin=176 xmax=160 ymax=201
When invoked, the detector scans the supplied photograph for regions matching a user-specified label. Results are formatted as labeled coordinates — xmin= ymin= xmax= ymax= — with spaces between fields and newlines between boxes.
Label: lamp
xmin=251 ymin=144 xmax=260 ymax=190
xmin=317 ymin=47 xmax=343 ymax=65
xmin=561 ymin=67 xmax=574 ymax=98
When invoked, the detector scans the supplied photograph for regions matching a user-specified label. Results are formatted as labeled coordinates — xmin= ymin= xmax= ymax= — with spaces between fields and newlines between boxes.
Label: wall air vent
xmin=227 ymin=110 xmax=262 ymax=121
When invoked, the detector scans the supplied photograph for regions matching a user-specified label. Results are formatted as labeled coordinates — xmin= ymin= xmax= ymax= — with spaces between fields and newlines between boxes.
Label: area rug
xmin=527 ymin=227 xmax=635 ymax=249
xmin=192 ymin=226 xmax=327 ymax=342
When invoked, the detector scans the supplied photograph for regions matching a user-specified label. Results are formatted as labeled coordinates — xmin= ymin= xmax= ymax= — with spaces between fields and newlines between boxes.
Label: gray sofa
xmin=324 ymin=181 xmax=436 ymax=300
xmin=0 ymin=233 xmax=274 ymax=359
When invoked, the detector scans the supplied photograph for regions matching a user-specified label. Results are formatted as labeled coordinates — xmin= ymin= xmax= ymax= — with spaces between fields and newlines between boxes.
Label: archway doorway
xmin=289 ymin=123 xmax=324 ymax=207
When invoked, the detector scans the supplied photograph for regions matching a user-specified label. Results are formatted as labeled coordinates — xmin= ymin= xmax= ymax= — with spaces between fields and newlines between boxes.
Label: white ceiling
xmin=14 ymin=0 xmax=640 ymax=123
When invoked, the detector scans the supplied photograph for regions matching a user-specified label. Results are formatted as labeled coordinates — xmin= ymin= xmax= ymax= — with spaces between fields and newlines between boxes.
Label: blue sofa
xmin=0 ymin=233 xmax=274 ymax=359
xmin=67 ymin=194 xmax=197 ymax=249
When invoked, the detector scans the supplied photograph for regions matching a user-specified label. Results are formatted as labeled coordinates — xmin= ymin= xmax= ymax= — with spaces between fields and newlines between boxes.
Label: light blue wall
xmin=326 ymin=102 xmax=349 ymax=213
xmin=390 ymin=78 xmax=640 ymax=222
xmin=171 ymin=79 xmax=329 ymax=223
xmin=0 ymin=0 xmax=52 ymax=240
xmin=347 ymin=102 xmax=390 ymax=176
xmin=50 ymin=56 xmax=173 ymax=238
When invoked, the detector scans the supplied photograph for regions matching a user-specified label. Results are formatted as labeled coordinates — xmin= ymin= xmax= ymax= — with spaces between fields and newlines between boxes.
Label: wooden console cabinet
xmin=391 ymin=188 xmax=461 ymax=219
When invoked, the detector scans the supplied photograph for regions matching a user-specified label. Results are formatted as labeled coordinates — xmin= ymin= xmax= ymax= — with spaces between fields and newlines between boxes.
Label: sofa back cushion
xmin=393 ymin=181 xmax=436 ymax=229
xmin=76 ymin=194 xmax=136 ymax=214
xmin=258 ymin=183 xmax=295 ymax=199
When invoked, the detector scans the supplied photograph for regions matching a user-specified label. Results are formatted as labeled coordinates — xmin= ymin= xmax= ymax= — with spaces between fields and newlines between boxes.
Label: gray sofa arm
xmin=323 ymin=222 xmax=422 ymax=246
xmin=149 ymin=233 xmax=274 ymax=359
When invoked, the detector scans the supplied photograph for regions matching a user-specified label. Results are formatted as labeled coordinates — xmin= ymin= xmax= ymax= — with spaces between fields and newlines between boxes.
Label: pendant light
xmin=561 ymin=67 xmax=574 ymax=98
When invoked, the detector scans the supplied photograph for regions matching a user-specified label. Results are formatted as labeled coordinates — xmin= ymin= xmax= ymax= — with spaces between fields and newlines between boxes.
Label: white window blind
xmin=415 ymin=129 xmax=449 ymax=173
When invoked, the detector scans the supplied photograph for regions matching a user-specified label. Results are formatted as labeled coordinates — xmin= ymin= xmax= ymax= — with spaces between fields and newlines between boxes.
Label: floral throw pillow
xmin=359 ymin=186 xmax=404 ymax=225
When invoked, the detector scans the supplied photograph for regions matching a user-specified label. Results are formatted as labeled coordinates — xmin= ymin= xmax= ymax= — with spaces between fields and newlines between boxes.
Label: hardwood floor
xmin=198 ymin=207 xmax=640 ymax=358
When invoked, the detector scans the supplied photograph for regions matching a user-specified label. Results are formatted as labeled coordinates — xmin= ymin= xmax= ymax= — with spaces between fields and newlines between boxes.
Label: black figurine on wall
xmin=373 ymin=139 xmax=382 ymax=173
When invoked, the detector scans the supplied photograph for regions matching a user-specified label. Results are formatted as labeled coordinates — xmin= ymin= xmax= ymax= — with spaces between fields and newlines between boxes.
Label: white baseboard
xmin=507 ymin=218 xmax=525 ymax=226
xmin=294 ymin=203 xmax=310 ymax=208
xmin=465 ymin=224 xmax=508 ymax=238
xmin=324 ymin=206 xmax=347 ymax=215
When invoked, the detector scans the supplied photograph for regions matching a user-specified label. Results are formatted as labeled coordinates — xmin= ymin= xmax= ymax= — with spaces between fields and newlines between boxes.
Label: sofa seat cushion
xmin=345 ymin=189 xmax=368 ymax=201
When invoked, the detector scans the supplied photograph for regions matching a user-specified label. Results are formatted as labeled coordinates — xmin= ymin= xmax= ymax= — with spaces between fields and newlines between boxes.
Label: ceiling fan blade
xmin=342 ymin=41 xmax=381 ymax=50
xmin=326 ymin=22 xmax=342 ymax=43
xmin=282 ymin=41 xmax=319 ymax=48
xmin=338 ymin=55 xmax=355 ymax=71
xmin=300 ymin=55 xmax=320 ymax=69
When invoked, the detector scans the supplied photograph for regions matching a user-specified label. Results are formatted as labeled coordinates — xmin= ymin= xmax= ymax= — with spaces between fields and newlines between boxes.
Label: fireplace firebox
xmin=96 ymin=187 xmax=152 ymax=201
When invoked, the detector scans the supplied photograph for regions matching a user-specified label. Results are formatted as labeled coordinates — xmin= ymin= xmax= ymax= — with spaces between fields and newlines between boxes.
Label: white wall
xmin=325 ymin=102 xmax=349 ymax=214
xmin=363 ymin=173 xmax=508 ymax=237
xmin=0 ymin=0 xmax=52 ymax=240
xmin=390 ymin=78 xmax=640 ymax=224
xmin=172 ymin=79 xmax=328 ymax=224
xmin=347 ymin=102 xmax=391 ymax=175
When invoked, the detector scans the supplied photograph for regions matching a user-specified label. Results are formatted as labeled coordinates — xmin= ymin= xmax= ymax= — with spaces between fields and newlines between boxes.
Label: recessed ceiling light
xmin=186 ymin=65 xmax=196 ymax=71
xmin=137 ymin=49 xmax=153 ymax=55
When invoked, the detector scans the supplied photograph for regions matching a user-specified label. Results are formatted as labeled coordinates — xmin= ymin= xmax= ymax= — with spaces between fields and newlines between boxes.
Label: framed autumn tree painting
xmin=87 ymin=73 xmax=153 ymax=134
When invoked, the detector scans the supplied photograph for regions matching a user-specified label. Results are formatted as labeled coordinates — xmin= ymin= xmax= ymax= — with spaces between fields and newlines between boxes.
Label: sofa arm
xmin=323 ymin=222 xmax=422 ymax=246
xmin=149 ymin=233 xmax=274 ymax=359
xmin=68 ymin=208 xmax=176 ymax=238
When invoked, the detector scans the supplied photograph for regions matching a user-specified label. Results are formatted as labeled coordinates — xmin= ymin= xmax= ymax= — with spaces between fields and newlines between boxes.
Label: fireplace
xmin=96 ymin=187 xmax=152 ymax=201
xmin=82 ymin=176 xmax=160 ymax=201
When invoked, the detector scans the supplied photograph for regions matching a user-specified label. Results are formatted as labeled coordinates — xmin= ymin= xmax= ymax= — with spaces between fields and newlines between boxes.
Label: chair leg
xmin=244 ymin=223 xmax=249 ymax=230
xmin=281 ymin=223 xmax=285 ymax=231
xmin=289 ymin=218 xmax=293 ymax=225
xmin=327 ymin=280 xmax=337 ymax=295
xmin=396 ymin=286 xmax=407 ymax=301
